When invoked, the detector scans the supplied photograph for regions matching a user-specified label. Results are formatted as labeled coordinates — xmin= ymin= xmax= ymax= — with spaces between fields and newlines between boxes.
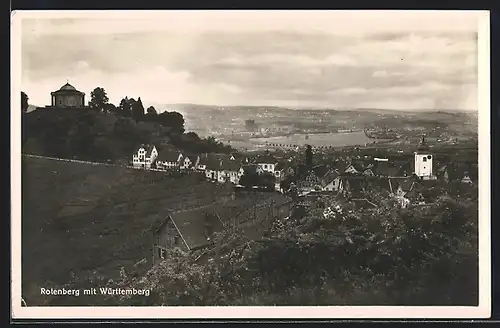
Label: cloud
xmin=20 ymin=14 xmax=480 ymax=111
xmin=22 ymin=63 xmax=244 ymax=108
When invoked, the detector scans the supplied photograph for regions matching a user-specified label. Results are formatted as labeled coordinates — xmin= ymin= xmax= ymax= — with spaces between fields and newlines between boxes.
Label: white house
xmin=321 ymin=170 xmax=341 ymax=192
xmin=205 ymin=158 xmax=222 ymax=181
xmin=155 ymin=150 xmax=183 ymax=170
xmin=255 ymin=153 xmax=278 ymax=174
xmin=181 ymin=154 xmax=200 ymax=170
xmin=221 ymin=160 xmax=241 ymax=184
xmin=132 ymin=144 xmax=158 ymax=169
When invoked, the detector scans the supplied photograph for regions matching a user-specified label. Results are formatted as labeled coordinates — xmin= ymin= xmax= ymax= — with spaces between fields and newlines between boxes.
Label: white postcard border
xmin=10 ymin=10 xmax=491 ymax=319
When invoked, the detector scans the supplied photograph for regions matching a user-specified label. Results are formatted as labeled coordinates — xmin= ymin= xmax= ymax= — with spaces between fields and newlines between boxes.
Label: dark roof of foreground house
xmin=389 ymin=178 xmax=415 ymax=193
xmin=373 ymin=162 xmax=400 ymax=177
xmin=320 ymin=169 xmax=339 ymax=187
xmin=221 ymin=159 xmax=241 ymax=172
xmin=156 ymin=149 xmax=182 ymax=162
xmin=341 ymin=176 xmax=369 ymax=197
xmin=311 ymin=164 xmax=331 ymax=179
xmin=159 ymin=205 xmax=224 ymax=251
xmin=367 ymin=177 xmax=392 ymax=194
xmin=255 ymin=153 xmax=278 ymax=164
xmin=240 ymin=163 xmax=261 ymax=175
xmin=206 ymin=158 xmax=222 ymax=171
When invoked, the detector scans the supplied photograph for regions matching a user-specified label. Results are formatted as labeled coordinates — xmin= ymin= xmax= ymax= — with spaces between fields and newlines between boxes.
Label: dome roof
xmin=60 ymin=82 xmax=77 ymax=91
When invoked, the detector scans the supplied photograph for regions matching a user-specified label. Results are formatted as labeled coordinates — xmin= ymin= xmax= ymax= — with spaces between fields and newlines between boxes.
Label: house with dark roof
xmin=344 ymin=163 xmax=363 ymax=175
xmin=296 ymin=171 xmax=323 ymax=193
xmin=132 ymin=144 xmax=158 ymax=169
xmin=320 ymin=169 xmax=341 ymax=192
xmin=152 ymin=205 xmax=224 ymax=265
xmin=238 ymin=164 xmax=264 ymax=179
xmin=341 ymin=176 xmax=369 ymax=198
xmin=388 ymin=177 xmax=416 ymax=207
xmin=155 ymin=149 xmax=183 ymax=170
xmin=205 ymin=157 xmax=222 ymax=181
xmin=255 ymin=152 xmax=279 ymax=175
xmin=180 ymin=153 xmax=200 ymax=170
xmin=197 ymin=153 xmax=215 ymax=171
xmin=373 ymin=162 xmax=400 ymax=178
xmin=221 ymin=159 xmax=242 ymax=184
xmin=438 ymin=163 xmax=474 ymax=183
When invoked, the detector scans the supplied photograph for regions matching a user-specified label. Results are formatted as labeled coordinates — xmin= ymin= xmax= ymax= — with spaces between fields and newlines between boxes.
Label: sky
xmin=19 ymin=11 xmax=482 ymax=111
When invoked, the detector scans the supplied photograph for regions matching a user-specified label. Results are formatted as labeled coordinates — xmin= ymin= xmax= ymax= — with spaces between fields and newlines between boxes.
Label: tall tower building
xmin=414 ymin=135 xmax=435 ymax=179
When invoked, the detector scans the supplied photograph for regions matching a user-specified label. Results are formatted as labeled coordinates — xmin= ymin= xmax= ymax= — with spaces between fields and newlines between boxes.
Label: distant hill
xmin=146 ymin=103 xmax=477 ymax=136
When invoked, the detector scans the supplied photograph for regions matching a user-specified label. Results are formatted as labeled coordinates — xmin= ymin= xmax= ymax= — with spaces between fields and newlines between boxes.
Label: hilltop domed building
xmin=46 ymin=82 xmax=87 ymax=108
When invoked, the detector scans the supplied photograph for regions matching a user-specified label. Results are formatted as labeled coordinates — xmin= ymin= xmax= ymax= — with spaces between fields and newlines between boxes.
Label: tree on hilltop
xmin=144 ymin=106 xmax=158 ymax=122
xmin=89 ymin=87 xmax=109 ymax=111
xmin=147 ymin=106 xmax=157 ymax=115
xmin=131 ymin=97 xmax=145 ymax=122
xmin=158 ymin=111 xmax=185 ymax=136
xmin=119 ymin=97 xmax=132 ymax=117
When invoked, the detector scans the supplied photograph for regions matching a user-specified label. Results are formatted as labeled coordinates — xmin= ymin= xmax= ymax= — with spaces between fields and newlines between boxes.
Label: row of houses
xmin=132 ymin=145 xmax=283 ymax=185
xmin=132 ymin=139 xmax=478 ymax=189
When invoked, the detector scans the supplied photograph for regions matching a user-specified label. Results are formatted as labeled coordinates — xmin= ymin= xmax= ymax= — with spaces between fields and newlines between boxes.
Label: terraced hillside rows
xmin=21 ymin=157 xmax=233 ymax=306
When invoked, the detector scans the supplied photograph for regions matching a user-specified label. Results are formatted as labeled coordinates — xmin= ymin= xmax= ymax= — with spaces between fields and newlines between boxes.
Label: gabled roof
xmin=255 ymin=153 xmax=277 ymax=164
xmin=157 ymin=149 xmax=182 ymax=162
xmin=320 ymin=169 xmax=339 ymax=187
xmin=367 ymin=177 xmax=392 ymax=193
xmin=221 ymin=159 xmax=241 ymax=172
xmin=343 ymin=177 xmax=368 ymax=197
xmin=136 ymin=144 xmax=157 ymax=157
xmin=374 ymin=162 xmax=400 ymax=177
xmin=241 ymin=164 xmax=261 ymax=174
xmin=311 ymin=164 xmax=330 ymax=179
xmin=198 ymin=154 xmax=216 ymax=165
xmin=166 ymin=205 xmax=224 ymax=250
xmin=389 ymin=178 xmax=415 ymax=192
xmin=297 ymin=171 xmax=322 ymax=189
xmin=183 ymin=153 xmax=200 ymax=163
xmin=206 ymin=158 xmax=222 ymax=171
xmin=350 ymin=160 xmax=366 ymax=172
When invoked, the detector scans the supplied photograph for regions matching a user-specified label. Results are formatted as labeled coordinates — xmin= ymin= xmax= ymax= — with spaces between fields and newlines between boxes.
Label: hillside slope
xmin=22 ymin=156 xmax=233 ymax=306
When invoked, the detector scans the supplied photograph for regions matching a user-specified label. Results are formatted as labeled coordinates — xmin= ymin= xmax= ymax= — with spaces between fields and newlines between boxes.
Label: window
xmin=264 ymin=164 xmax=268 ymax=169
xmin=158 ymin=248 xmax=166 ymax=259
xmin=174 ymin=236 xmax=180 ymax=245
xmin=422 ymin=157 xmax=427 ymax=162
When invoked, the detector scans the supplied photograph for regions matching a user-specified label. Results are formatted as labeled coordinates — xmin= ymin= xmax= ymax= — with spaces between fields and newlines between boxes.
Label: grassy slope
xmin=22 ymin=156 xmax=233 ymax=305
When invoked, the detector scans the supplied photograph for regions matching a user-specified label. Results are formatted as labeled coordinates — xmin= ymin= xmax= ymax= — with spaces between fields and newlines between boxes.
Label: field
xmin=21 ymin=157 xmax=234 ymax=306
